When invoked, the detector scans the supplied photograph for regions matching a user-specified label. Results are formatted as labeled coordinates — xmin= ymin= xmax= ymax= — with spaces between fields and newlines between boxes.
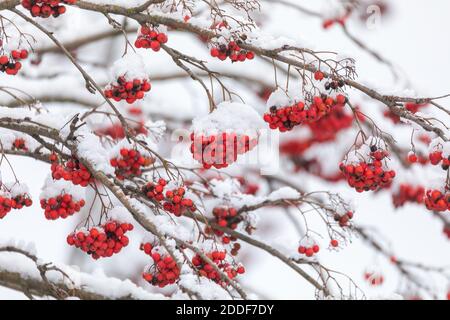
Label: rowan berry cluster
xmin=140 ymin=242 xmax=180 ymax=288
xmin=236 ymin=176 xmax=259 ymax=195
xmin=210 ymin=41 xmax=255 ymax=62
xmin=135 ymin=25 xmax=168 ymax=52
xmin=12 ymin=138 xmax=27 ymax=151
xmin=392 ymin=184 xmax=425 ymax=208
xmin=407 ymin=152 xmax=429 ymax=165
xmin=142 ymin=179 xmax=196 ymax=216
xmin=0 ymin=190 xmax=32 ymax=219
xmin=0 ymin=49 xmax=28 ymax=76
xmin=50 ymin=154 xmax=92 ymax=187
xmin=339 ymin=145 xmax=396 ymax=192
xmin=333 ymin=210 xmax=354 ymax=227
xmin=40 ymin=193 xmax=85 ymax=220
xmin=298 ymin=239 xmax=320 ymax=258
xmin=66 ymin=220 xmax=133 ymax=259
xmin=110 ymin=148 xmax=154 ymax=180
xmin=21 ymin=0 xmax=76 ymax=18
xmin=162 ymin=187 xmax=196 ymax=217
xmin=192 ymin=250 xmax=245 ymax=285
xmin=205 ymin=206 xmax=242 ymax=247
xmin=104 ymin=76 xmax=151 ymax=104
xmin=384 ymin=103 xmax=428 ymax=124
xmin=428 ymin=151 xmax=450 ymax=170
xmin=424 ymin=189 xmax=450 ymax=212
xmin=190 ymin=132 xmax=257 ymax=169
xmin=263 ymin=94 xmax=347 ymax=132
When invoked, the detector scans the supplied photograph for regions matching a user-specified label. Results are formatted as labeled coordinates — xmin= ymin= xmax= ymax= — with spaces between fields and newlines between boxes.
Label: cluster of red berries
xmin=104 ymin=76 xmax=151 ymax=104
xmin=12 ymin=138 xmax=27 ymax=151
xmin=142 ymin=179 xmax=196 ymax=216
xmin=67 ymin=220 xmax=133 ymax=259
xmin=205 ymin=206 xmax=242 ymax=247
xmin=424 ymin=189 xmax=450 ymax=212
xmin=0 ymin=49 xmax=28 ymax=76
xmin=333 ymin=211 xmax=354 ymax=227
xmin=140 ymin=242 xmax=180 ymax=288
xmin=263 ymin=94 xmax=347 ymax=132
xmin=110 ymin=148 xmax=153 ymax=180
xmin=96 ymin=122 xmax=147 ymax=140
xmin=162 ymin=187 xmax=196 ymax=217
xmin=429 ymin=151 xmax=450 ymax=170
xmin=21 ymin=0 xmax=76 ymax=18
xmin=384 ymin=103 xmax=428 ymax=124
xmin=0 ymin=193 xmax=32 ymax=219
xmin=190 ymin=132 xmax=257 ymax=169
xmin=50 ymin=154 xmax=92 ymax=187
xmin=40 ymin=193 xmax=85 ymax=220
xmin=307 ymin=104 xmax=354 ymax=142
xmin=135 ymin=25 xmax=168 ymax=52
xmin=192 ymin=251 xmax=245 ymax=285
xmin=407 ymin=152 xmax=429 ymax=165
xmin=210 ymin=41 xmax=255 ymax=62
xmin=364 ymin=271 xmax=384 ymax=286
xmin=142 ymin=178 xmax=167 ymax=202
xmin=298 ymin=243 xmax=320 ymax=257
xmin=392 ymin=184 xmax=425 ymax=208
xmin=339 ymin=146 xmax=396 ymax=192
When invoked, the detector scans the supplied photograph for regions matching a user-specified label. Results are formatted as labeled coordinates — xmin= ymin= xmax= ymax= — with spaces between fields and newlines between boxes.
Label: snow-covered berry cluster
xmin=192 ymin=250 xmax=245 ymax=285
xmin=143 ymin=179 xmax=196 ymax=216
xmin=424 ymin=189 xmax=450 ymax=212
xmin=50 ymin=154 xmax=92 ymax=187
xmin=263 ymin=94 xmax=347 ymax=132
xmin=21 ymin=0 xmax=76 ymax=18
xmin=0 ymin=183 xmax=33 ymax=219
xmin=205 ymin=206 xmax=242 ymax=246
xmin=40 ymin=193 xmax=85 ymax=220
xmin=298 ymin=238 xmax=320 ymax=257
xmin=12 ymin=138 xmax=27 ymax=151
xmin=104 ymin=76 xmax=151 ymax=104
xmin=140 ymin=242 xmax=180 ymax=288
xmin=110 ymin=148 xmax=154 ymax=180
xmin=135 ymin=25 xmax=168 ymax=52
xmin=162 ymin=187 xmax=196 ymax=217
xmin=210 ymin=41 xmax=255 ymax=62
xmin=429 ymin=151 xmax=450 ymax=170
xmin=392 ymin=184 xmax=425 ymax=208
xmin=67 ymin=220 xmax=133 ymax=259
xmin=339 ymin=144 xmax=396 ymax=192
xmin=0 ymin=49 xmax=28 ymax=76
xmin=190 ymin=132 xmax=257 ymax=169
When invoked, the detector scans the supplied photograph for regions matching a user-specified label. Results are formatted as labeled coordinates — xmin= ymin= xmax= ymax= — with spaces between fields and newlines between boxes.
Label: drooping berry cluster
xmin=162 ymin=187 xmax=196 ymax=217
xmin=298 ymin=239 xmax=320 ymax=258
xmin=140 ymin=242 xmax=180 ymax=288
xmin=392 ymin=184 xmax=425 ymax=208
xmin=9 ymin=192 xmax=33 ymax=210
xmin=333 ymin=210 xmax=354 ymax=227
xmin=142 ymin=178 xmax=167 ymax=202
xmin=135 ymin=25 xmax=168 ymax=52
xmin=104 ymin=76 xmax=151 ymax=104
xmin=428 ymin=151 xmax=450 ymax=170
xmin=40 ymin=193 xmax=85 ymax=220
xmin=21 ymin=0 xmax=76 ymax=18
xmin=210 ymin=41 xmax=255 ymax=62
xmin=12 ymin=138 xmax=27 ymax=151
xmin=50 ymin=154 xmax=92 ymax=187
xmin=424 ymin=189 xmax=450 ymax=212
xmin=192 ymin=251 xmax=245 ymax=285
xmin=205 ymin=206 xmax=242 ymax=247
xmin=339 ymin=145 xmax=396 ymax=192
xmin=0 ymin=183 xmax=33 ymax=219
xmin=190 ymin=132 xmax=258 ymax=169
xmin=67 ymin=220 xmax=133 ymax=259
xmin=263 ymin=94 xmax=347 ymax=132
xmin=110 ymin=148 xmax=154 ymax=180
xmin=142 ymin=179 xmax=196 ymax=216
xmin=0 ymin=196 xmax=13 ymax=219
xmin=0 ymin=49 xmax=28 ymax=76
